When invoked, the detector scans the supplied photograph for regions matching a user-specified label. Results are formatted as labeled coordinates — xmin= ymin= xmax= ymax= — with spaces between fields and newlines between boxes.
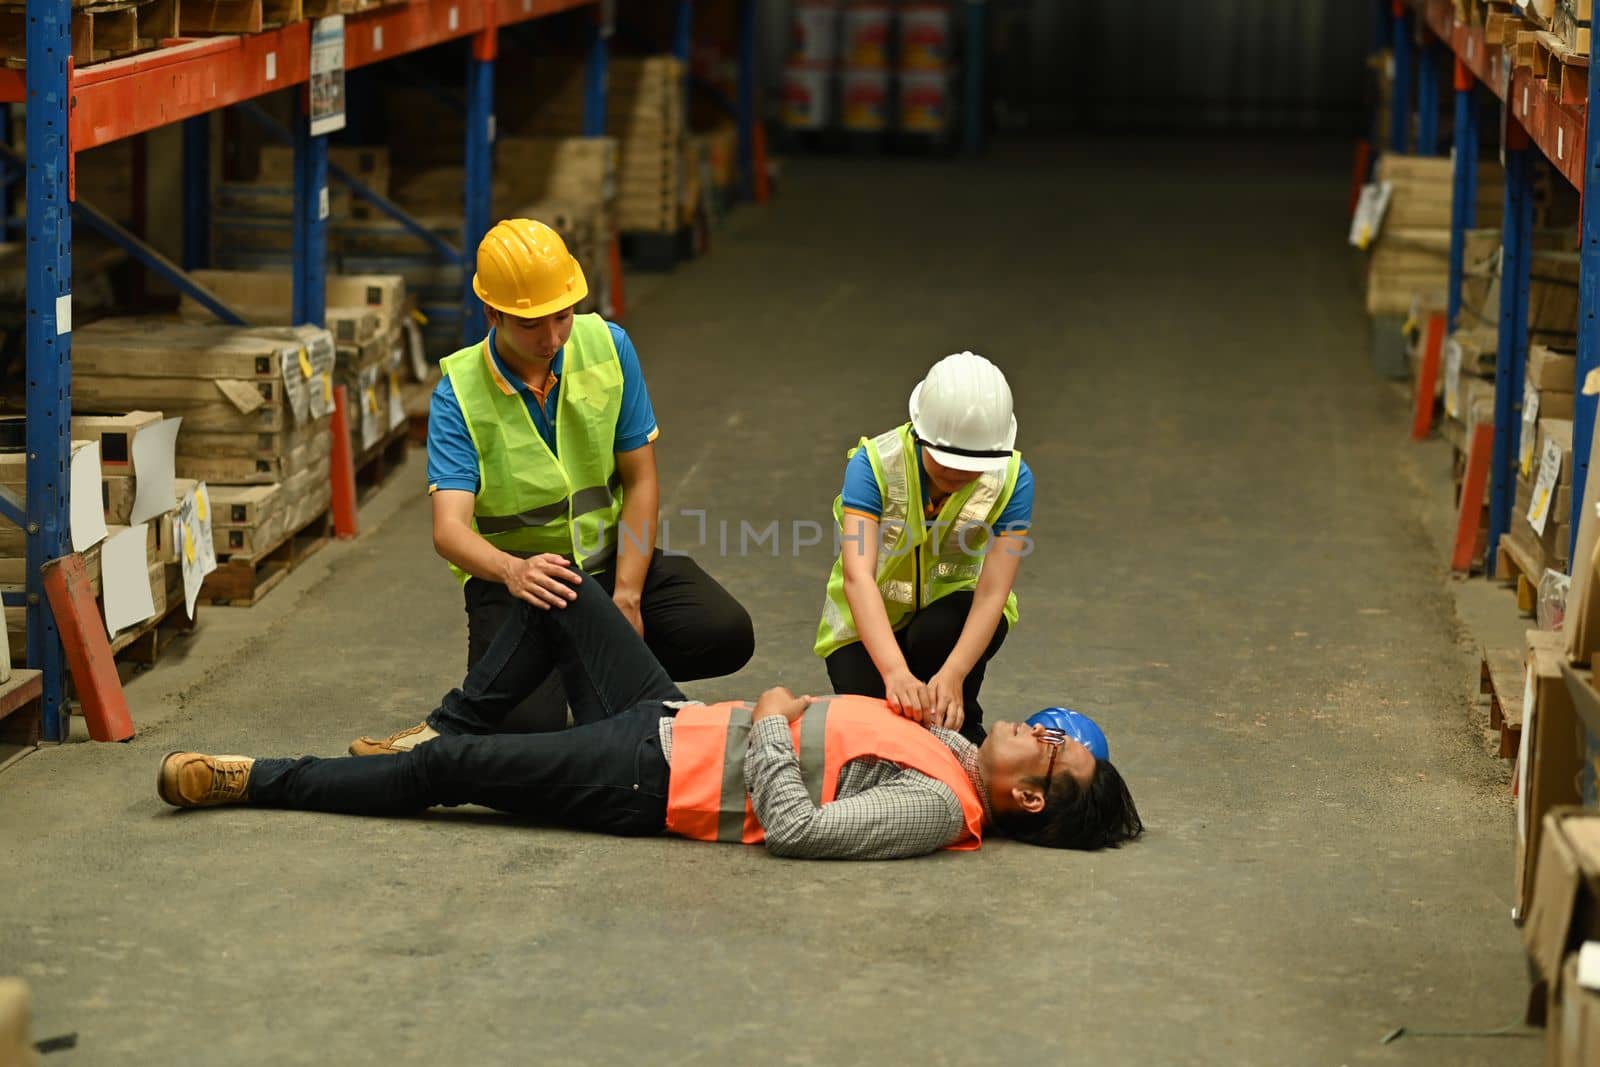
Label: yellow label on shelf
xmin=411 ymin=308 xmax=430 ymax=326
xmin=298 ymin=347 xmax=314 ymax=379
xmin=366 ymin=388 xmax=379 ymax=415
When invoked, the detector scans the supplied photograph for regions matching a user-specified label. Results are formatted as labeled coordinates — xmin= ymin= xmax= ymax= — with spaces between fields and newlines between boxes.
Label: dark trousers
xmin=823 ymin=591 xmax=1007 ymax=746
xmin=248 ymin=575 xmax=686 ymax=835
xmin=465 ymin=548 xmax=753 ymax=732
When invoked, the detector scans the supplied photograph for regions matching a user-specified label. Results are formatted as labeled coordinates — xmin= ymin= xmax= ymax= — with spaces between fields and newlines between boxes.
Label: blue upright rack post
xmin=585 ymin=4 xmax=610 ymax=138
xmin=182 ymin=116 xmax=211 ymax=271
xmin=464 ymin=29 xmax=496 ymax=346
xmin=1447 ymin=59 xmax=1478 ymax=330
xmin=1417 ymin=29 xmax=1439 ymax=156
xmin=292 ymin=111 xmax=329 ymax=326
xmin=1391 ymin=0 xmax=1412 ymax=154
xmin=1573 ymin=14 xmax=1600 ymax=559
xmin=23 ymin=0 xmax=74 ymax=740
xmin=1488 ymin=113 xmax=1535 ymax=577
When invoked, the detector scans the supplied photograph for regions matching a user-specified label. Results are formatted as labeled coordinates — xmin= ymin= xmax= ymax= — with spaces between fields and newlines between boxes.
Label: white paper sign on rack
xmin=309 ymin=17 xmax=347 ymax=136
xmin=1443 ymin=339 xmax=1463 ymax=420
xmin=1348 ymin=181 xmax=1393 ymax=249
xmin=1520 ymin=382 xmax=1541 ymax=478
xmin=1528 ymin=436 xmax=1565 ymax=537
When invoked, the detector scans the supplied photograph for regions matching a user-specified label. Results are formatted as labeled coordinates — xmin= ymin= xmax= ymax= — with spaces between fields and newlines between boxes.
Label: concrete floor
xmin=1 ymin=138 xmax=1542 ymax=1065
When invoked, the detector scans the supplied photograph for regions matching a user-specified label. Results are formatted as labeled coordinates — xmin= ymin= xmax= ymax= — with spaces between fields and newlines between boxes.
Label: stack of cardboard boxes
xmin=385 ymin=133 xmax=621 ymax=348
xmin=1517 ymin=362 xmax=1600 ymax=1064
xmin=512 ymin=57 xmax=688 ymax=238
xmin=70 ymin=317 xmax=338 ymax=571
xmin=177 ymin=270 xmax=411 ymax=462
xmin=1 ymin=416 xmax=194 ymax=661
xmin=1505 ymin=346 xmax=1580 ymax=582
xmin=1364 ymin=155 xmax=1504 ymax=317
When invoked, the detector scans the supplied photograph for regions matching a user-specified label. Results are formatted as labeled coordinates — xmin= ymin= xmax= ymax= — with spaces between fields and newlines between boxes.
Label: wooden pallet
xmin=200 ymin=506 xmax=331 ymax=607
xmin=1480 ymin=645 xmax=1525 ymax=758
xmin=354 ymin=422 xmax=410 ymax=503
xmin=109 ymin=587 xmax=199 ymax=668
xmin=0 ymin=0 xmax=178 ymax=69
xmin=180 ymin=0 xmax=301 ymax=35
xmin=0 ymin=668 xmax=42 ymax=775
xmin=1496 ymin=532 xmax=1543 ymax=615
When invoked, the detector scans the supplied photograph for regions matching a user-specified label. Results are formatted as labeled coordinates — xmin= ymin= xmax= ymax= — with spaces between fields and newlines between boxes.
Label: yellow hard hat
xmin=471 ymin=218 xmax=589 ymax=318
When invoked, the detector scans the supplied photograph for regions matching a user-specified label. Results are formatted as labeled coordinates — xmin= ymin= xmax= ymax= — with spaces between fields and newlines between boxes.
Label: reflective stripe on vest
xmin=440 ymin=313 xmax=625 ymax=582
xmin=664 ymin=695 xmax=985 ymax=850
xmin=814 ymin=424 xmax=1021 ymax=658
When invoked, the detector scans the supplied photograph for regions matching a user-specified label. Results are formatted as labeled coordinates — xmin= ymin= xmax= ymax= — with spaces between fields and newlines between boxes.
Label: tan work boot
xmin=0 ymin=977 xmax=36 ymax=1067
xmin=347 ymin=722 xmax=439 ymax=757
xmin=157 ymin=752 xmax=255 ymax=808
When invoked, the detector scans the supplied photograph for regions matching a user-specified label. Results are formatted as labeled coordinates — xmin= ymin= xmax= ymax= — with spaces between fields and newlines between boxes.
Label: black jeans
xmin=248 ymin=574 xmax=686 ymax=834
xmin=465 ymin=548 xmax=753 ymax=732
xmin=823 ymin=591 xmax=1007 ymax=746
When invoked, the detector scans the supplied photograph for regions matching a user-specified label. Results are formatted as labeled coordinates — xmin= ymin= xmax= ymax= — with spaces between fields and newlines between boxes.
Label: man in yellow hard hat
xmin=351 ymin=219 xmax=753 ymax=752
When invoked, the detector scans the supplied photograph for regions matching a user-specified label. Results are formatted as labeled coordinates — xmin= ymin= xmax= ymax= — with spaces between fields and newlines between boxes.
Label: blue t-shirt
xmin=427 ymin=323 xmax=659 ymax=494
xmin=840 ymin=445 xmax=1033 ymax=532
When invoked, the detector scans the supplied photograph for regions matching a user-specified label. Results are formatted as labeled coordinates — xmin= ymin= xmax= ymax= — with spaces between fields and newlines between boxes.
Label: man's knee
xmin=694 ymin=599 xmax=755 ymax=676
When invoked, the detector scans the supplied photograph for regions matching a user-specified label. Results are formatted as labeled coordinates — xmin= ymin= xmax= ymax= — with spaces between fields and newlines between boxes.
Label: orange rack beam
xmin=0 ymin=0 xmax=598 ymax=152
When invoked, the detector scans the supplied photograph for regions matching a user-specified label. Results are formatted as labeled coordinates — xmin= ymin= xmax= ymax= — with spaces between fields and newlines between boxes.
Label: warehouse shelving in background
xmin=1378 ymin=0 xmax=1600 ymax=805
xmin=1 ymin=0 xmax=765 ymax=744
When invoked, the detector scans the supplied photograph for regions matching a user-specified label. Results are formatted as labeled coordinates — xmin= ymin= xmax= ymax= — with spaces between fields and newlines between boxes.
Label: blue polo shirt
xmin=427 ymin=323 xmax=659 ymax=495
xmin=840 ymin=447 xmax=1033 ymax=533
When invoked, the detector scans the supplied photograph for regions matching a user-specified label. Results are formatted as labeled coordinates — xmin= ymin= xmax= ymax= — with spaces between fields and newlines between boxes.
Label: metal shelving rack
xmin=3 ymin=0 xmax=762 ymax=742
xmin=1389 ymin=0 xmax=1600 ymax=800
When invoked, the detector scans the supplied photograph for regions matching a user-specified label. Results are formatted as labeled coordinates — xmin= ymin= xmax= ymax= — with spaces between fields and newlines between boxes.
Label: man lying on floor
xmin=157 ymin=557 xmax=1143 ymax=859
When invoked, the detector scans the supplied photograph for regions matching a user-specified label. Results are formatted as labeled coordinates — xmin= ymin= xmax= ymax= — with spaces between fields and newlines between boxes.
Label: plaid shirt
xmin=659 ymin=716 xmax=991 ymax=860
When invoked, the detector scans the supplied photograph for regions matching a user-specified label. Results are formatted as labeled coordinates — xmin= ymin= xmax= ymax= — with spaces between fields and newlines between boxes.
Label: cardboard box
xmin=68 ymin=412 xmax=164 ymax=474
xmin=1565 ymin=397 xmax=1600 ymax=664
xmin=178 ymin=271 xmax=408 ymax=333
xmin=1531 ymin=345 xmax=1579 ymax=391
xmin=101 ymin=475 xmax=134 ymax=526
xmin=1545 ymin=951 xmax=1600 ymax=1067
xmin=210 ymin=484 xmax=283 ymax=527
xmin=72 ymin=319 xmax=295 ymax=380
xmin=1523 ymin=807 xmax=1600 ymax=987
xmin=326 ymin=306 xmax=381 ymax=346
xmin=1516 ymin=632 xmax=1588 ymax=919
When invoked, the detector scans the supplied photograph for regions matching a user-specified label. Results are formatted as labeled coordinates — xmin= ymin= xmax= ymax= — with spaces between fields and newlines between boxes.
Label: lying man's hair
xmin=993 ymin=760 xmax=1144 ymax=851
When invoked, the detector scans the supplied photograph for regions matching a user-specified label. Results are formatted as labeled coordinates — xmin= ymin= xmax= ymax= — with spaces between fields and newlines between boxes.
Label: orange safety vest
xmin=665 ymin=695 xmax=985 ymax=850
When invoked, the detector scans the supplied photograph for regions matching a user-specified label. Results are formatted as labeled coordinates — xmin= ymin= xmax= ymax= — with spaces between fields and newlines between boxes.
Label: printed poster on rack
xmin=309 ymin=16 xmax=347 ymax=137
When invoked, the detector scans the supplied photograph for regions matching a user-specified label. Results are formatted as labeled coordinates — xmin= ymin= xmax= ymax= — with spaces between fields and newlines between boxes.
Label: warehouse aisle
xmin=1 ymin=138 xmax=1534 ymax=1066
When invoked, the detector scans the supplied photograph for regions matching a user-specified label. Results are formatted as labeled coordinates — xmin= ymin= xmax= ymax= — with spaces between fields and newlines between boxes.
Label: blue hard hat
xmin=1025 ymin=707 xmax=1109 ymax=762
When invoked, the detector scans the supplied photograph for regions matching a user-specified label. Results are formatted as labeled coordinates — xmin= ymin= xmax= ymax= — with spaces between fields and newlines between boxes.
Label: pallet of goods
xmin=68 ymin=316 xmax=339 ymax=606
xmin=0 ymin=0 xmax=178 ymax=69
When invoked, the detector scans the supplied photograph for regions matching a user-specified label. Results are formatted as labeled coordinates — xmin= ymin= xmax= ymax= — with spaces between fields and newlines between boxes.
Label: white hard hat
xmin=908 ymin=351 xmax=1017 ymax=472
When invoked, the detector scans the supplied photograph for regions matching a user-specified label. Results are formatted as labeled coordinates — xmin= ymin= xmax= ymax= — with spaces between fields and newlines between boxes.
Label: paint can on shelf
xmin=897 ymin=67 xmax=958 ymax=136
xmin=898 ymin=4 xmax=953 ymax=70
xmin=783 ymin=64 xmax=835 ymax=131
xmin=840 ymin=67 xmax=891 ymax=132
xmin=842 ymin=3 xmax=894 ymax=69
xmin=790 ymin=2 xmax=842 ymax=66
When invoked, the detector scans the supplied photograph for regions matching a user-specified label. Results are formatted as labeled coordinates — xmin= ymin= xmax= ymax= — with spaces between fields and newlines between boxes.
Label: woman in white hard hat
xmin=814 ymin=352 xmax=1034 ymax=744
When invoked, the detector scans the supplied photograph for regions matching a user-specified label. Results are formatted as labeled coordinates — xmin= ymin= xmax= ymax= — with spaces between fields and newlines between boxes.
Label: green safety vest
xmin=815 ymin=423 xmax=1021 ymax=659
xmin=439 ymin=313 xmax=625 ymax=584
